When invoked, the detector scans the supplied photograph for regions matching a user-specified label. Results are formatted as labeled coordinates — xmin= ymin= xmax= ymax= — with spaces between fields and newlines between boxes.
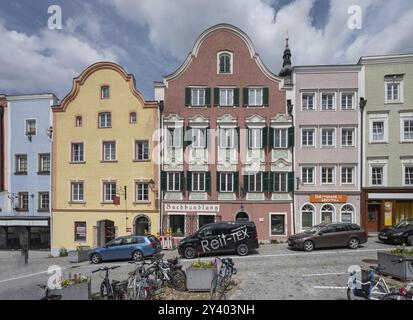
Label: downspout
xmin=287 ymin=99 xmax=296 ymax=235
xmin=359 ymin=98 xmax=367 ymax=231
xmin=158 ymin=101 xmax=164 ymax=236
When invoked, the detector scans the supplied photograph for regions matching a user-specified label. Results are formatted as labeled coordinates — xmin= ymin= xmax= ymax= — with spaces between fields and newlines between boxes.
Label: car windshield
xmin=395 ymin=220 xmax=413 ymax=228
xmin=304 ymin=225 xmax=324 ymax=234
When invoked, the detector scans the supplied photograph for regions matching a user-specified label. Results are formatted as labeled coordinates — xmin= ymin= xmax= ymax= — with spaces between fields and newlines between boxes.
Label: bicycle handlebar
xmin=92 ymin=265 xmax=121 ymax=273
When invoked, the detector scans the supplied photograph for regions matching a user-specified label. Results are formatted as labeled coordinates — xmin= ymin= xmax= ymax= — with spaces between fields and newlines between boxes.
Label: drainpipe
xmin=158 ymin=101 xmax=164 ymax=236
xmin=287 ymin=100 xmax=296 ymax=235
xmin=359 ymin=98 xmax=367 ymax=231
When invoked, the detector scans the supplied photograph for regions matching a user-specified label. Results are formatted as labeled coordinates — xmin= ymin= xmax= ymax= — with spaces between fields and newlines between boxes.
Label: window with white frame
xmin=101 ymin=86 xmax=110 ymax=99
xmin=167 ymin=128 xmax=182 ymax=148
xmin=405 ymin=166 xmax=413 ymax=186
xmin=71 ymin=143 xmax=84 ymax=163
xmin=39 ymin=154 xmax=50 ymax=173
xmin=103 ymin=141 xmax=116 ymax=161
xmin=321 ymin=93 xmax=335 ymax=110
xmin=167 ymin=172 xmax=181 ymax=192
xmin=71 ymin=182 xmax=84 ymax=202
xmin=248 ymin=173 xmax=263 ymax=192
xmin=15 ymin=155 xmax=28 ymax=174
xmin=302 ymin=93 xmax=315 ymax=111
xmin=219 ymin=53 xmax=232 ymax=74
xmin=18 ymin=192 xmax=29 ymax=211
xmin=99 ymin=112 xmax=112 ymax=128
xmin=321 ymin=204 xmax=334 ymax=224
xmin=135 ymin=141 xmax=149 ymax=160
xmin=191 ymin=88 xmax=206 ymax=107
xmin=321 ymin=167 xmax=334 ymax=184
xmin=402 ymin=118 xmax=413 ymax=142
xmin=302 ymin=167 xmax=314 ymax=184
xmin=248 ymin=128 xmax=263 ymax=149
xmin=169 ymin=215 xmax=185 ymax=237
xmin=135 ymin=183 xmax=149 ymax=201
xmin=192 ymin=172 xmax=206 ymax=192
xmin=371 ymin=166 xmax=384 ymax=186
xmin=302 ymin=129 xmax=315 ymax=147
xmin=39 ymin=192 xmax=49 ymax=210
xmin=220 ymin=173 xmax=234 ymax=192
xmin=301 ymin=204 xmax=314 ymax=230
xmin=249 ymin=88 xmax=263 ymax=106
xmin=274 ymin=128 xmax=288 ymax=148
xmin=219 ymin=128 xmax=236 ymax=149
xmin=341 ymin=167 xmax=354 ymax=184
xmin=385 ymin=81 xmax=401 ymax=103
xmin=220 ymin=89 xmax=234 ymax=106
xmin=191 ymin=128 xmax=207 ymax=149
xmin=341 ymin=204 xmax=354 ymax=223
xmin=103 ymin=182 xmax=117 ymax=202
xmin=26 ymin=119 xmax=36 ymax=135
xmin=270 ymin=214 xmax=286 ymax=236
xmin=371 ymin=121 xmax=385 ymax=142
xmin=341 ymin=128 xmax=355 ymax=147
xmin=274 ymin=172 xmax=288 ymax=192
xmin=321 ymin=128 xmax=335 ymax=147
xmin=341 ymin=93 xmax=354 ymax=110
xmin=130 ymin=112 xmax=137 ymax=124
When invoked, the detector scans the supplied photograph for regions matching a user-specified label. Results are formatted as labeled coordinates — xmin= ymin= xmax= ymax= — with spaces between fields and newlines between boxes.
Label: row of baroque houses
xmin=0 ymin=24 xmax=412 ymax=254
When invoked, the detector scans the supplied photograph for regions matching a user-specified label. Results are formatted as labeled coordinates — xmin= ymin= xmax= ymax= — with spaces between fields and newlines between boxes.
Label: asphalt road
xmin=0 ymin=238 xmax=397 ymax=300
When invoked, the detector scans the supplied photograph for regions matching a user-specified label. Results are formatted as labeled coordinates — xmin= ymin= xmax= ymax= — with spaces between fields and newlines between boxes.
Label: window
xmin=321 ymin=93 xmax=335 ymax=110
xmin=136 ymin=183 xmax=149 ymax=202
xmin=191 ymin=128 xmax=206 ymax=149
xmin=103 ymin=141 xmax=116 ymax=161
xmin=199 ymin=215 xmax=215 ymax=228
xmin=39 ymin=154 xmax=50 ymax=173
xmin=74 ymin=222 xmax=87 ymax=242
xmin=342 ymin=128 xmax=355 ymax=147
xmin=71 ymin=143 xmax=84 ymax=163
xmin=26 ymin=119 xmax=36 ymax=135
xmin=248 ymin=128 xmax=263 ymax=149
xmin=302 ymin=129 xmax=315 ymax=147
xmin=248 ymin=173 xmax=263 ymax=193
xmin=274 ymin=129 xmax=288 ymax=148
xmin=220 ymin=89 xmax=234 ymax=106
xmin=18 ymin=192 xmax=29 ymax=211
xmin=75 ymin=116 xmax=83 ymax=127
xmin=341 ymin=167 xmax=354 ymax=184
xmin=170 ymin=215 xmax=185 ymax=237
xmin=321 ymin=128 xmax=335 ymax=147
xmin=219 ymin=53 xmax=232 ymax=74
xmin=220 ymin=173 xmax=234 ymax=192
xmin=301 ymin=204 xmax=314 ymax=230
xmin=321 ymin=204 xmax=334 ymax=224
xmin=372 ymin=121 xmax=384 ymax=142
xmin=101 ymin=86 xmax=110 ymax=99
xmin=302 ymin=94 xmax=315 ymax=111
xmin=38 ymin=192 xmax=49 ymax=210
xmin=15 ymin=155 xmax=28 ymax=174
xmin=219 ymin=128 xmax=236 ymax=149
xmin=130 ymin=112 xmax=137 ymax=124
xmin=386 ymin=82 xmax=400 ymax=103
xmin=167 ymin=128 xmax=182 ymax=148
xmin=71 ymin=182 xmax=84 ymax=202
xmin=192 ymin=172 xmax=206 ymax=192
xmin=99 ymin=112 xmax=112 ymax=128
xmin=321 ymin=167 xmax=334 ymax=184
xmin=302 ymin=167 xmax=314 ymax=184
xmin=167 ymin=173 xmax=181 ymax=192
xmin=135 ymin=141 xmax=149 ymax=160
xmin=191 ymin=88 xmax=206 ymax=107
xmin=341 ymin=93 xmax=354 ymax=110
xmin=405 ymin=166 xmax=413 ymax=186
xmin=270 ymin=214 xmax=285 ymax=236
xmin=341 ymin=205 xmax=354 ymax=223
xmin=249 ymin=89 xmax=263 ymax=106
xmin=371 ymin=166 xmax=383 ymax=186
xmin=274 ymin=173 xmax=288 ymax=192
xmin=402 ymin=119 xmax=413 ymax=141
xmin=103 ymin=182 xmax=117 ymax=202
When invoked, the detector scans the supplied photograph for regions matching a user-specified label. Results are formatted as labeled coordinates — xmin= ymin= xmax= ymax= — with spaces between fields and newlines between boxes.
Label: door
xmin=135 ymin=217 xmax=149 ymax=236
xmin=367 ymin=205 xmax=380 ymax=233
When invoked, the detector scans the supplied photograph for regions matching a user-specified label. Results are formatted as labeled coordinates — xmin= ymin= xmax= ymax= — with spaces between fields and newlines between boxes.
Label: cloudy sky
xmin=0 ymin=0 xmax=412 ymax=100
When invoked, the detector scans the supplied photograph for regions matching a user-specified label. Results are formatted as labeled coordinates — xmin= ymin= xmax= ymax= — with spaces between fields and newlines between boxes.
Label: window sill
xmin=400 ymin=141 xmax=413 ymax=144
xmin=70 ymin=161 xmax=86 ymax=165
xmin=37 ymin=172 xmax=50 ymax=176
xmin=320 ymin=109 xmax=336 ymax=112
xmin=340 ymin=108 xmax=356 ymax=111
xmin=133 ymin=201 xmax=151 ymax=205
xmin=37 ymin=209 xmax=50 ymax=213
xmin=385 ymin=101 xmax=403 ymax=105
xmin=133 ymin=159 xmax=151 ymax=163
xmin=369 ymin=141 xmax=388 ymax=145
xmin=98 ymin=127 xmax=112 ymax=129
xmin=101 ymin=202 xmax=115 ymax=205
xmin=15 ymin=209 xmax=29 ymax=212
xmin=14 ymin=172 xmax=28 ymax=176
xmin=100 ymin=160 xmax=118 ymax=163
xmin=188 ymin=106 xmax=208 ymax=108
xmin=69 ymin=201 xmax=86 ymax=205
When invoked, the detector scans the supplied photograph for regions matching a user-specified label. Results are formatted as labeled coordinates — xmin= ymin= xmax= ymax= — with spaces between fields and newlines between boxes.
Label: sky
xmin=0 ymin=0 xmax=412 ymax=100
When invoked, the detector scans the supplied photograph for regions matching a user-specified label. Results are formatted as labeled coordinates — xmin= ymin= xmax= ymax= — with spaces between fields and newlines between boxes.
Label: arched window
xmin=75 ymin=116 xmax=83 ymax=127
xmin=341 ymin=204 xmax=354 ymax=223
xmin=101 ymin=86 xmax=110 ymax=99
xmin=130 ymin=112 xmax=137 ymax=124
xmin=301 ymin=204 xmax=314 ymax=230
xmin=235 ymin=212 xmax=249 ymax=222
xmin=219 ymin=53 xmax=232 ymax=74
xmin=321 ymin=204 xmax=335 ymax=224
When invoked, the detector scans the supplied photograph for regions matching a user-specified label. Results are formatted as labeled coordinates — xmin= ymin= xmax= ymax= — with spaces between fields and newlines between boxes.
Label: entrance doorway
xmin=367 ymin=204 xmax=380 ymax=233
xmin=235 ymin=211 xmax=249 ymax=222
xmin=134 ymin=216 xmax=150 ymax=236
xmin=97 ymin=220 xmax=116 ymax=247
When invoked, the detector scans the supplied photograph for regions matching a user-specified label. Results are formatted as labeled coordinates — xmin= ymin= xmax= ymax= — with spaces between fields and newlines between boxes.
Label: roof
xmin=358 ymin=53 xmax=413 ymax=65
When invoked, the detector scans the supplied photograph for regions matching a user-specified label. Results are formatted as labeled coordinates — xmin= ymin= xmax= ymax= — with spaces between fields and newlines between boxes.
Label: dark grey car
xmin=288 ymin=223 xmax=368 ymax=252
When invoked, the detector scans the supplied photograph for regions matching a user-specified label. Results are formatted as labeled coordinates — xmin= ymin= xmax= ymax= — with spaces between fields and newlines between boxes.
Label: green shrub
xmin=191 ymin=260 xmax=215 ymax=269
xmin=390 ymin=244 xmax=413 ymax=257
xmin=59 ymin=247 xmax=68 ymax=257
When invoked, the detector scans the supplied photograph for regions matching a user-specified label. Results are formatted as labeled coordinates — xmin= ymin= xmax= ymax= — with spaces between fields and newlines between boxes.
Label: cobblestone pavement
xmin=0 ymin=238 xmax=397 ymax=300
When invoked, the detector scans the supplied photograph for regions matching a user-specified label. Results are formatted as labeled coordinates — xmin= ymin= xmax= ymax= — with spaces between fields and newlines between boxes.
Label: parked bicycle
xmin=381 ymin=258 xmax=413 ymax=300
xmin=92 ymin=265 xmax=127 ymax=300
xmin=127 ymin=259 xmax=158 ymax=300
xmin=147 ymin=253 xmax=187 ymax=292
xmin=38 ymin=284 xmax=62 ymax=301
xmin=210 ymin=257 xmax=237 ymax=301
xmin=347 ymin=265 xmax=391 ymax=300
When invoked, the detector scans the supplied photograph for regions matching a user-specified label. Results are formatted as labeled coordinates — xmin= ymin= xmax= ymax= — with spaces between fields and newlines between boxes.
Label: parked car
xmin=288 ymin=223 xmax=368 ymax=252
xmin=178 ymin=221 xmax=259 ymax=259
xmin=378 ymin=219 xmax=413 ymax=246
xmin=89 ymin=235 xmax=162 ymax=264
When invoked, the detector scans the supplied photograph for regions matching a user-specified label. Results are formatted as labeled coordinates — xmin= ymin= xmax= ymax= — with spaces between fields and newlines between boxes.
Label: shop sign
xmin=165 ymin=203 xmax=220 ymax=212
xmin=384 ymin=201 xmax=393 ymax=226
xmin=126 ymin=228 xmax=132 ymax=233
xmin=310 ymin=194 xmax=348 ymax=203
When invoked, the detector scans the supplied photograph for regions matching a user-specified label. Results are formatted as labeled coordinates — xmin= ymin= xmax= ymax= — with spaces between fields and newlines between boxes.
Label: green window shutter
xmin=233 ymin=173 xmax=239 ymax=193
xmin=263 ymin=88 xmax=269 ymax=106
xmin=161 ymin=172 xmax=167 ymax=191
xmin=185 ymin=88 xmax=191 ymax=106
xmin=288 ymin=126 xmax=295 ymax=148
xmin=288 ymin=172 xmax=295 ymax=192
xmin=187 ymin=172 xmax=192 ymax=192
xmin=214 ymin=88 xmax=220 ymax=106
xmin=216 ymin=172 xmax=221 ymax=192
xmin=269 ymin=172 xmax=275 ymax=192
xmin=243 ymin=175 xmax=249 ymax=192
xmin=205 ymin=88 xmax=211 ymax=107
xmin=206 ymin=172 xmax=211 ymax=193
xmin=234 ymin=88 xmax=240 ymax=106
xmin=243 ymin=88 xmax=249 ymax=107
xmin=269 ymin=127 xmax=275 ymax=149
xmin=180 ymin=172 xmax=185 ymax=192
xmin=263 ymin=172 xmax=269 ymax=192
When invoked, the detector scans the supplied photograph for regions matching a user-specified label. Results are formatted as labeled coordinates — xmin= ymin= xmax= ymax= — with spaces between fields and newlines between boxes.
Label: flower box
xmin=378 ymin=252 xmax=413 ymax=281
xmin=68 ymin=248 xmax=90 ymax=263
xmin=186 ymin=263 xmax=217 ymax=292
xmin=49 ymin=279 xmax=91 ymax=300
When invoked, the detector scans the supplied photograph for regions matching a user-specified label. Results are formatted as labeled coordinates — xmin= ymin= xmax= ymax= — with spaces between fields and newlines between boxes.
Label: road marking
xmin=0 ymin=270 xmax=49 ymax=284
xmin=313 ymin=286 xmax=348 ymax=290
xmin=303 ymin=272 xmax=347 ymax=277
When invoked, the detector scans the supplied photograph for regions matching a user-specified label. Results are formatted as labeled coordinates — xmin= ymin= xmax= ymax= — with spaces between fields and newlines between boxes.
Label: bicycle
xmin=347 ymin=265 xmax=391 ymax=300
xmin=381 ymin=258 xmax=413 ymax=300
xmin=92 ymin=265 xmax=127 ymax=300
xmin=210 ymin=257 xmax=237 ymax=301
xmin=38 ymin=284 xmax=62 ymax=301
xmin=127 ymin=259 xmax=157 ymax=300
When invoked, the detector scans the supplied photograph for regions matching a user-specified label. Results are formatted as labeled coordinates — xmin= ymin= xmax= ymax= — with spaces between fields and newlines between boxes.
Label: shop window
xmin=271 ymin=214 xmax=285 ymax=236
xmin=341 ymin=204 xmax=354 ymax=223
xmin=74 ymin=222 xmax=87 ymax=242
xmin=198 ymin=215 xmax=215 ymax=228
xmin=301 ymin=204 xmax=314 ymax=230
xmin=321 ymin=204 xmax=334 ymax=224
xmin=236 ymin=212 xmax=249 ymax=222
xmin=169 ymin=215 xmax=185 ymax=237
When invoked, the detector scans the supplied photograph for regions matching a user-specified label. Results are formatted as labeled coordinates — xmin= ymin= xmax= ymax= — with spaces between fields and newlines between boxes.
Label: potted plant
xmin=377 ymin=245 xmax=413 ymax=281
xmin=49 ymin=273 xmax=91 ymax=300
xmin=186 ymin=260 xmax=217 ymax=292
xmin=68 ymin=246 xmax=91 ymax=263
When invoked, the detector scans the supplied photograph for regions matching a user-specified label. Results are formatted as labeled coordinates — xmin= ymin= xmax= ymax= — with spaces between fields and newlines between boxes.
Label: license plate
xmin=379 ymin=236 xmax=388 ymax=240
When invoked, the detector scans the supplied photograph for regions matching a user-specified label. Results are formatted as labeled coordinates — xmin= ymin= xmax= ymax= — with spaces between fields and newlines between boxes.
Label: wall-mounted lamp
xmin=158 ymin=101 xmax=164 ymax=113
xmin=46 ymin=126 xmax=53 ymax=139
xmin=360 ymin=97 xmax=367 ymax=110
xmin=287 ymin=99 xmax=294 ymax=116
xmin=148 ymin=179 xmax=156 ymax=191
xmin=25 ymin=132 xmax=33 ymax=142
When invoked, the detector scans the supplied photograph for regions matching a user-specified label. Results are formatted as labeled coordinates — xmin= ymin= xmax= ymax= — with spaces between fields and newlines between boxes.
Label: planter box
xmin=378 ymin=252 xmax=413 ymax=281
xmin=69 ymin=250 xmax=90 ymax=263
xmin=186 ymin=267 xmax=217 ymax=292
xmin=49 ymin=279 xmax=91 ymax=300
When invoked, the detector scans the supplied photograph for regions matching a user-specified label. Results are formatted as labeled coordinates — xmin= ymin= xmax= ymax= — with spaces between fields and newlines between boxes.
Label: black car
xmin=378 ymin=219 xmax=413 ymax=246
xmin=178 ymin=221 xmax=259 ymax=259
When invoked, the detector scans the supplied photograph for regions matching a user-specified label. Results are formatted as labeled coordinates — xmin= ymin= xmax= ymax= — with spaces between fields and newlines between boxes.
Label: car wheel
xmin=132 ymin=250 xmax=144 ymax=261
xmin=303 ymin=240 xmax=314 ymax=252
xmin=91 ymin=253 xmax=102 ymax=264
xmin=183 ymin=246 xmax=196 ymax=259
xmin=348 ymin=238 xmax=360 ymax=249
xmin=407 ymin=235 xmax=413 ymax=247
xmin=236 ymin=243 xmax=249 ymax=256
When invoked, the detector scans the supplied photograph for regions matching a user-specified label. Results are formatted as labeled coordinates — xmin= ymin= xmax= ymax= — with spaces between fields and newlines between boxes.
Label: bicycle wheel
xmin=369 ymin=283 xmax=387 ymax=300
xmin=100 ymin=282 xmax=114 ymax=300
xmin=210 ymin=274 xmax=220 ymax=300
xmin=171 ymin=270 xmax=187 ymax=292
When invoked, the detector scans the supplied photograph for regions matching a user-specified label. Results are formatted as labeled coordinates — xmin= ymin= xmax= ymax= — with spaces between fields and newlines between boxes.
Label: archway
xmin=134 ymin=215 xmax=151 ymax=236
xmin=235 ymin=211 xmax=249 ymax=222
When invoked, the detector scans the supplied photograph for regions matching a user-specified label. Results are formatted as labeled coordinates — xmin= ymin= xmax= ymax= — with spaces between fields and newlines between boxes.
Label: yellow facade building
xmin=51 ymin=62 xmax=159 ymax=255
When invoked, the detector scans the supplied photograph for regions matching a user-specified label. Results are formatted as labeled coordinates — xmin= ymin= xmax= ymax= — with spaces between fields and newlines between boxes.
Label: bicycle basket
xmin=361 ymin=269 xmax=373 ymax=292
